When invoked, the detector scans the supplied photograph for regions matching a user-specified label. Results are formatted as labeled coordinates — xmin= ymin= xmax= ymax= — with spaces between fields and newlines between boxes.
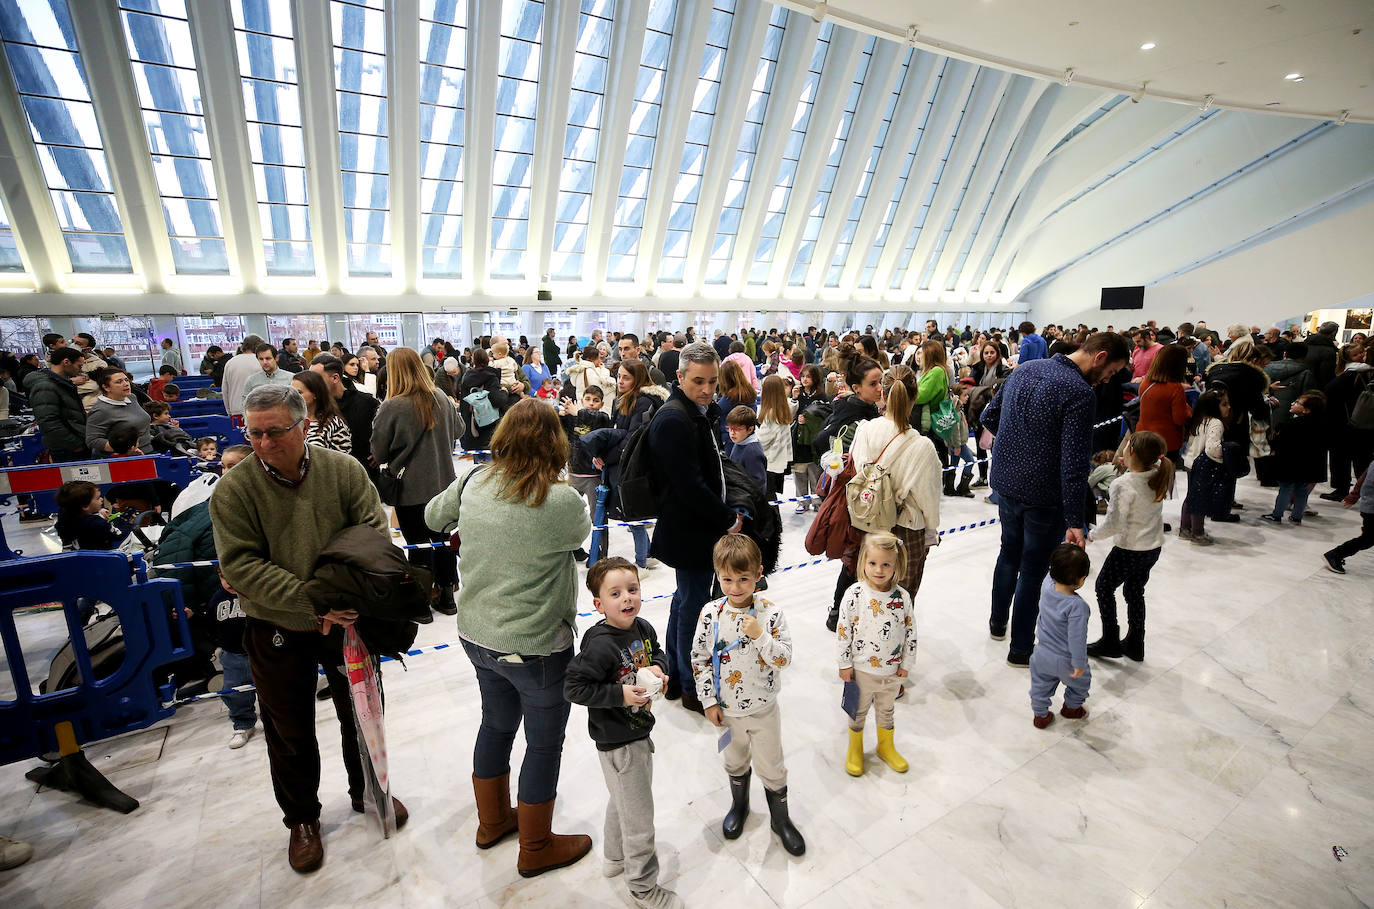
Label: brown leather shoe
xmin=1060 ymin=705 xmax=1089 ymax=720
xmin=288 ymin=821 xmax=323 ymax=873
xmin=350 ymin=796 xmax=409 ymax=830
xmin=472 ymin=774 xmax=518 ymax=849
xmin=516 ymin=798 xmax=591 ymax=878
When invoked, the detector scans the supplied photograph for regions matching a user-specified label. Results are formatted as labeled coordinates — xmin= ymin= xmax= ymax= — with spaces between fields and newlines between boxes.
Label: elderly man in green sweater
xmin=210 ymin=384 xmax=408 ymax=874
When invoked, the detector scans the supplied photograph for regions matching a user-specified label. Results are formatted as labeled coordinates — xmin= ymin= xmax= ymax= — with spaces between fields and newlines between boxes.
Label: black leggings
xmin=394 ymin=502 xmax=457 ymax=588
xmin=1094 ymin=546 xmax=1160 ymax=634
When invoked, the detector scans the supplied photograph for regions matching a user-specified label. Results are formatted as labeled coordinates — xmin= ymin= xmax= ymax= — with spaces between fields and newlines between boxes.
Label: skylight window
xmin=490 ymin=0 xmax=543 ymax=280
xmin=0 ymin=196 xmax=21 ymax=271
xmin=333 ymin=0 xmax=391 ymax=276
xmin=420 ymin=0 xmax=467 ymax=279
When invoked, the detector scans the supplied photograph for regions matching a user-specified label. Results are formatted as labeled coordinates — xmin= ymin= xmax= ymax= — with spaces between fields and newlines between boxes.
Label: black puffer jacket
xmin=23 ymin=368 xmax=86 ymax=452
xmin=1304 ymin=333 xmax=1339 ymax=388
xmin=646 ymin=388 xmax=734 ymax=570
xmin=813 ymin=395 xmax=880 ymax=457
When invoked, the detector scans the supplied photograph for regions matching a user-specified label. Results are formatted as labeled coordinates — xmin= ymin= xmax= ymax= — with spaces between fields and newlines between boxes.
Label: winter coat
xmin=723 ymin=352 xmax=761 ymax=393
xmin=371 ymin=390 xmax=463 ymax=507
xmin=153 ymin=500 xmax=219 ymax=610
xmin=23 ymin=368 xmax=87 ymax=453
xmin=578 ymin=387 xmax=665 ymax=519
xmin=300 ymin=525 xmax=430 ymax=658
xmin=726 ymin=433 xmax=768 ymax=494
xmin=542 ymin=334 xmax=563 ymax=372
xmin=791 ymin=389 xmax=832 ymax=463
xmin=459 ymin=367 xmax=509 ymax=450
xmin=1304 ymin=333 xmax=1339 ymax=388
xmin=1207 ymin=361 xmax=1270 ymax=424
xmin=1135 ymin=380 xmax=1192 ymax=453
xmin=1270 ymin=412 xmax=1328 ymax=485
xmin=756 ymin=412 xmax=794 ymax=474
xmin=561 ymin=409 xmax=613 ymax=475
xmin=722 ymin=456 xmax=780 ymax=574
xmin=564 ymin=360 xmax=613 ymax=413
xmin=338 ymin=385 xmax=380 ymax=473
xmin=1264 ymin=359 xmax=1314 ymax=429
xmin=1323 ymin=363 xmax=1373 ymax=428
xmin=646 ymin=386 xmax=736 ymax=570
xmin=813 ymin=394 xmax=880 ymax=457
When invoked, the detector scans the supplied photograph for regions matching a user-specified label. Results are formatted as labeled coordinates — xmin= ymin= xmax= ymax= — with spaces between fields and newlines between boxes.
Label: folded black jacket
xmin=303 ymin=525 xmax=431 ymax=659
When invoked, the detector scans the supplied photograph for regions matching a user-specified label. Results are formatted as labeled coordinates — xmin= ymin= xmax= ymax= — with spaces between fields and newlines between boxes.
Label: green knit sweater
xmin=425 ymin=468 xmax=590 ymax=656
xmin=209 ymin=448 xmax=388 ymax=631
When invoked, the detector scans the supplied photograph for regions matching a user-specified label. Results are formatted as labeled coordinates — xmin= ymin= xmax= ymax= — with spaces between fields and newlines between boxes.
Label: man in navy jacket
xmin=647 ymin=341 xmax=742 ymax=713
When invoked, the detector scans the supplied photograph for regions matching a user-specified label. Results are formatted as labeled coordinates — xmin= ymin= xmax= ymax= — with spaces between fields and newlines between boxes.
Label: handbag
xmin=376 ymin=429 xmax=425 ymax=506
xmin=1248 ymin=418 xmax=1272 ymax=459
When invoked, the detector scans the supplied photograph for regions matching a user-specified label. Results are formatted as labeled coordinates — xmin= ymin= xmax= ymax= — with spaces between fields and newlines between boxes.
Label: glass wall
xmin=346 ymin=313 xmax=401 ymax=349
xmin=266 ymin=314 xmax=328 ymax=348
xmin=176 ymin=314 xmax=246 ymax=372
xmin=422 ymin=312 xmax=469 ymax=349
xmin=0 ymin=316 xmax=52 ymax=355
xmin=71 ymin=315 xmax=158 ymax=380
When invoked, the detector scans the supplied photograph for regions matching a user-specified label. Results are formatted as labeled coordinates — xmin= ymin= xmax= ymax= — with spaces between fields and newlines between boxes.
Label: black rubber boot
xmin=1086 ymin=625 xmax=1122 ymax=659
xmin=1120 ymin=628 xmax=1145 ymax=662
xmin=433 ymin=585 xmax=457 ymax=616
xmin=764 ymin=786 xmax=805 ymax=856
xmin=721 ymin=771 xmax=750 ymax=840
xmin=955 ymin=475 xmax=974 ymax=498
xmin=942 ymin=473 xmax=957 ymax=497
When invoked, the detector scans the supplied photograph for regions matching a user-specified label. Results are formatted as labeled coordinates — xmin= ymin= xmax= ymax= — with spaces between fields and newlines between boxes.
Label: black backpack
xmin=42 ymin=612 xmax=124 ymax=693
xmin=618 ymin=398 xmax=687 ymax=521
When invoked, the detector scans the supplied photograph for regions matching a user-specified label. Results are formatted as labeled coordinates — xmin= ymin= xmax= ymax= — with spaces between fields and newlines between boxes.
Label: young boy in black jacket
xmin=1263 ymin=391 xmax=1328 ymax=526
xmin=560 ymin=385 xmax=612 ymax=561
xmin=564 ymin=558 xmax=681 ymax=909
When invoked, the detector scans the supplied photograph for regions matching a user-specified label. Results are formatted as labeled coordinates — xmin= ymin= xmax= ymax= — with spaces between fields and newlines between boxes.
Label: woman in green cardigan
xmin=425 ymin=398 xmax=592 ymax=879
xmin=911 ymin=339 xmax=956 ymax=495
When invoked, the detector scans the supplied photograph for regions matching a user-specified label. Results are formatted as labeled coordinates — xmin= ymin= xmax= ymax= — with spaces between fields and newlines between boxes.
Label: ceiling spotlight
xmin=906 ymin=24 xmax=919 ymax=47
xmin=1140 ymin=42 xmax=1156 ymax=50
xmin=1131 ymin=82 xmax=1148 ymax=103
xmin=1201 ymin=94 xmax=1214 ymax=111
xmin=1063 ymin=67 xmax=1075 ymax=86
xmin=1284 ymin=72 xmax=1302 ymax=81
xmin=1337 ymin=110 xmax=1349 ymax=126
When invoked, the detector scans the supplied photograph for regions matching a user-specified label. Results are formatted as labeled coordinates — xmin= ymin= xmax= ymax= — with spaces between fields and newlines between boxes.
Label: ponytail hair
xmin=882 ymin=365 xmax=916 ymax=433
xmin=1125 ymin=430 xmax=1174 ymax=502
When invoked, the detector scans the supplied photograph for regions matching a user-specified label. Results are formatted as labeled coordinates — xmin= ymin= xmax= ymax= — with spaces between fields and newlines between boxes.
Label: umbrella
xmin=343 ymin=626 xmax=396 ymax=837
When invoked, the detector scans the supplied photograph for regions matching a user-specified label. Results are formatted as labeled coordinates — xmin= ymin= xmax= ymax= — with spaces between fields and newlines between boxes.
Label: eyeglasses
xmin=245 ymin=418 xmax=303 ymax=441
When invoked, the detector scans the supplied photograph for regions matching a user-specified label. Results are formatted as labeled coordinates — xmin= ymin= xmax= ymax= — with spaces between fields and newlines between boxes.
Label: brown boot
xmin=472 ymin=774 xmax=518 ymax=849
xmin=516 ymin=797 xmax=591 ymax=878
xmin=288 ymin=820 xmax=323 ymax=873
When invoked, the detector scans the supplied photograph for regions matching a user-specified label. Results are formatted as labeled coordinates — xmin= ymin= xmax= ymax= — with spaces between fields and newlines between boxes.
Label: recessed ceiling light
xmin=1140 ymin=42 xmax=1156 ymax=50
xmin=1284 ymin=72 xmax=1303 ymax=80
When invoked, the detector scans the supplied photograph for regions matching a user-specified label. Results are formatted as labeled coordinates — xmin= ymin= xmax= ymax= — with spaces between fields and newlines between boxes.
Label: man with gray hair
xmin=210 ymin=384 xmax=409 ymax=873
xmin=1305 ymin=320 xmax=1341 ymax=387
xmin=221 ymin=334 xmax=266 ymax=417
xmin=646 ymin=341 xmax=744 ymax=713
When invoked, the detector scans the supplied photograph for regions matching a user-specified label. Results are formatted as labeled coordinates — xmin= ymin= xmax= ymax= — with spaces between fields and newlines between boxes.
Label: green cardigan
xmin=210 ymin=448 xmax=388 ymax=631
xmin=914 ymin=365 xmax=949 ymax=431
xmin=425 ymin=468 xmax=590 ymax=656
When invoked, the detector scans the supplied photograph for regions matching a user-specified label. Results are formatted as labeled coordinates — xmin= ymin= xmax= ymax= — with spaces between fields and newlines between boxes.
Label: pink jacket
xmin=723 ymin=352 xmax=761 ymax=392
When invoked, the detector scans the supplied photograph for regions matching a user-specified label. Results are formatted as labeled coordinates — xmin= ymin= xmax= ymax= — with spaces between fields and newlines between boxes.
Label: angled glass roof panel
xmin=333 ymin=0 xmax=391 ymax=276
xmin=0 ymin=0 xmax=132 ymax=271
xmin=232 ymin=0 xmax=314 ymax=275
xmin=607 ymin=0 xmax=674 ymax=282
xmin=551 ymin=0 xmax=612 ymax=281
xmin=420 ymin=0 xmax=467 ymax=278
xmin=119 ymin=0 xmax=228 ymax=274
xmin=658 ymin=0 xmax=732 ymax=283
xmin=490 ymin=0 xmax=542 ymax=280
xmin=0 ymin=196 xmax=22 ymax=271
xmin=705 ymin=2 xmax=785 ymax=283
xmin=747 ymin=20 xmax=832 ymax=284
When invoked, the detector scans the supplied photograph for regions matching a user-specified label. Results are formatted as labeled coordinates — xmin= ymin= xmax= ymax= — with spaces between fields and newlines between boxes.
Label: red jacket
xmin=1136 ymin=380 xmax=1192 ymax=452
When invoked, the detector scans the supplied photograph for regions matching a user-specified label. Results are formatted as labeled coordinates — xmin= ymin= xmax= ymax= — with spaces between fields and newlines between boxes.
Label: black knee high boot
xmin=722 ymin=771 xmax=750 ymax=840
xmin=764 ymin=786 xmax=805 ymax=856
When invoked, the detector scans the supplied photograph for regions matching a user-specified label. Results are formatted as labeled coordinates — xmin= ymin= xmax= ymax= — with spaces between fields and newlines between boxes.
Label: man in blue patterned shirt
xmin=980 ymin=332 xmax=1130 ymax=667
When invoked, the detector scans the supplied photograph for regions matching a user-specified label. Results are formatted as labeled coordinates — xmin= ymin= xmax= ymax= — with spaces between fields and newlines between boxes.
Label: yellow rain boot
xmin=876 ymin=727 xmax=908 ymax=773
xmin=845 ymin=728 xmax=865 ymax=777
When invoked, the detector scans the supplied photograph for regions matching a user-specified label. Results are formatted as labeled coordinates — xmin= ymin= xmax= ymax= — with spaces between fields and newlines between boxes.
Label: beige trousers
xmin=721 ymin=702 xmax=786 ymax=790
xmin=851 ymin=670 xmax=903 ymax=731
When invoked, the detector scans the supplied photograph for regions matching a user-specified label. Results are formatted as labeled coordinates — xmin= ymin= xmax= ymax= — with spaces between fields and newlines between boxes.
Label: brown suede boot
xmin=516 ymin=797 xmax=591 ymax=878
xmin=472 ymin=774 xmax=519 ymax=849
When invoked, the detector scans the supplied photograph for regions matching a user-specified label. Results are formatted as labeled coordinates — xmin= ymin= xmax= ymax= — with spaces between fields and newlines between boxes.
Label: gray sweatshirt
xmin=85 ymin=396 xmax=153 ymax=457
xmin=1033 ymin=576 xmax=1089 ymax=669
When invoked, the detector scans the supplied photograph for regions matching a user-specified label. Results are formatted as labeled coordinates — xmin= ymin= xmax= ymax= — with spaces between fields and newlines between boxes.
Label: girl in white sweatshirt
xmin=1180 ymin=391 xmax=1232 ymax=546
xmin=755 ymin=375 xmax=796 ymax=500
xmin=1087 ymin=431 xmax=1174 ymax=663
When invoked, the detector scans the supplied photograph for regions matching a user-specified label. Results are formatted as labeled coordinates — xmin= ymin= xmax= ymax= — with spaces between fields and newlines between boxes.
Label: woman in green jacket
xmin=911 ymin=339 xmax=956 ymax=494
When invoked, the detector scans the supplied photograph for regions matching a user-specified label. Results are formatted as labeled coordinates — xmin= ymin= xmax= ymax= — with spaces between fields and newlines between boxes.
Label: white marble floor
xmin=1 ymin=470 xmax=1371 ymax=909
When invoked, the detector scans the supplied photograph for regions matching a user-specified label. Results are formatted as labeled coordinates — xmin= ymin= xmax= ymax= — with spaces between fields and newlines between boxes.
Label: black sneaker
xmin=1006 ymin=650 xmax=1031 ymax=668
xmin=1322 ymin=552 xmax=1346 ymax=575
xmin=574 ymin=548 xmax=589 ymax=562
xmin=1319 ymin=490 xmax=1347 ymax=502
xmin=1230 ymin=502 xmax=1245 ymax=511
xmin=989 ymin=621 xmax=1007 ymax=641
xmin=1260 ymin=514 xmax=1281 ymax=524
xmin=1213 ymin=513 xmax=1241 ymax=523
xmin=18 ymin=511 xmax=52 ymax=524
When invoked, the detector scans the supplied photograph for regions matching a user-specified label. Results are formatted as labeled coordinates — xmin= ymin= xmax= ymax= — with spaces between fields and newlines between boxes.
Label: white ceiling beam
xmin=584 ymin=0 xmax=649 ymax=294
xmin=293 ymin=0 xmax=344 ymax=292
xmin=462 ymin=0 xmax=500 ymax=292
xmin=530 ymin=0 xmax=580 ymax=288
xmin=897 ymin=70 xmax=1010 ymax=296
xmin=833 ymin=50 xmax=940 ymax=296
xmin=800 ymin=40 xmax=903 ymax=291
xmin=763 ymin=27 xmax=862 ymax=292
xmin=725 ymin=10 xmax=820 ymax=289
xmin=634 ymin=0 xmax=711 ymax=288
xmin=69 ymin=0 xmax=172 ymax=293
xmin=0 ymin=41 xmax=65 ymax=290
xmin=867 ymin=58 xmax=977 ymax=296
xmin=187 ymin=0 xmax=263 ymax=294
xmin=389 ymin=0 xmax=421 ymax=293
xmin=927 ymin=77 xmax=1043 ymax=295
xmin=678 ymin=0 xmax=769 ymax=291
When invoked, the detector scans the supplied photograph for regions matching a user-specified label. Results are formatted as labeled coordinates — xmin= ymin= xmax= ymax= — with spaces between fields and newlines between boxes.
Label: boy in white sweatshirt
xmin=691 ymin=535 xmax=805 ymax=857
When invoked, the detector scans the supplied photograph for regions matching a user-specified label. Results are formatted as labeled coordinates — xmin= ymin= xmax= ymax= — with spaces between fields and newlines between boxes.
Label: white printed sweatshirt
xmin=836 ymin=582 xmax=917 ymax=676
xmin=690 ymin=595 xmax=792 ymax=717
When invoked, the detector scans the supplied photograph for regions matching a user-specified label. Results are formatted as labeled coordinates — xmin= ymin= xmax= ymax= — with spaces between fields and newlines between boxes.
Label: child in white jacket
xmin=691 ymin=535 xmax=804 ymax=857
xmin=837 ymin=532 xmax=917 ymax=776
xmin=755 ymin=375 xmax=796 ymax=499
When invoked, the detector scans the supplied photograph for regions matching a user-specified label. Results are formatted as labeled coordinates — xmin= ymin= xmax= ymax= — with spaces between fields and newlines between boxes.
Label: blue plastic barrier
xmin=0 ymin=551 xmax=192 ymax=811
xmin=169 ymin=399 xmax=228 ymax=418
xmin=171 ymin=414 xmax=245 ymax=447
xmin=1 ymin=432 xmax=46 ymax=468
xmin=171 ymin=375 xmax=213 ymax=390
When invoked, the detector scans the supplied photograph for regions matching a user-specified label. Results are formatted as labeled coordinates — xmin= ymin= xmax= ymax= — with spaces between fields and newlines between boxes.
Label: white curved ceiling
xmin=808 ymin=0 xmax=1374 ymax=123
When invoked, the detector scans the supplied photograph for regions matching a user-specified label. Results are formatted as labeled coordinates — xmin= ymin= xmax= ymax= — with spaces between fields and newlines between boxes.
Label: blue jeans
xmin=1271 ymin=482 xmax=1311 ymax=521
xmin=991 ymin=494 xmax=1066 ymax=655
xmin=666 ymin=568 xmax=714 ymax=696
xmin=461 ymin=640 xmax=572 ymax=805
xmin=952 ymin=441 xmax=977 ymax=480
xmin=631 ymin=525 xmax=651 ymax=567
xmin=219 ymin=648 xmax=257 ymax=731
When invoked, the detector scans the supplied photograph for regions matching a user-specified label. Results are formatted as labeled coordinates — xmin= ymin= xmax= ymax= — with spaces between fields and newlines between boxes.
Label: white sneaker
xmin=645 ymin=558 xmax=662 ymax=569
xmin=0 ymin=835 xmax=34 ymax=870
xmin=630 ymin=886 xmax=684 ymax=909
xmin=228 ymin=727 xmax=255 ymax=750
xmin=603 ymin=859 xmax=624 ymax=878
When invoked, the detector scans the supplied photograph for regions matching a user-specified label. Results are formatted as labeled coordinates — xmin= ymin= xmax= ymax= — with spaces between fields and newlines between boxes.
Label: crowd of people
xmin=2 ymin=314 xmax=1371 ymax=902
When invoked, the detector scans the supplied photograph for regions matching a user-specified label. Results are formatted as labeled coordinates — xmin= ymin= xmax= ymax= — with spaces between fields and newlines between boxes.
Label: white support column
xmin=898 ymin=71 xmax=1011 ymax=297
xmin=0 ymin=43 xmax=65 ymax=290
xmin=634 ymin=0 xmax=711 ymax=287
xmin=69 ymin=0 xmax=172 ymax=292
xmin=680 ymin=0 xmax=767 ymax=290
xmin=801 ymin=40 xmax=902 ymax=291
xmin=584 ymin=0 xmax=649 ymax=294
xmin=834 ymin=51 xmax=940 ymax=295
xmin=389 ymin=0 xmax=421 ymax=293
xmin=530 ymin=0 xmax=578 ymax=287
xmin=294 ymin=0 xmax=345 ymax=292
xmin=463 ymin=0 xmax=500 ymax=293
xmin=186 ymin=0 xmax=263 ymax=293
xmin=725 ymin=13 xmax=820 ymax=288
xmin=868 ymin=60 xmax=978 ymax=297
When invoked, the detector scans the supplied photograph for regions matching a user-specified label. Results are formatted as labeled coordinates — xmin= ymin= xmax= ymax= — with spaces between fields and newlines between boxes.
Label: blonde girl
xmin=836 ymin=532 xmax=917 ymax=777
xmin=755 ymin=374 xmax=795 ymax=499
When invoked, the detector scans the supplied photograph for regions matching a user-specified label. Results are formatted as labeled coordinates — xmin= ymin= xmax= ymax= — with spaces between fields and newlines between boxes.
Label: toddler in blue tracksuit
xmin=1029 ymin=543 xmax=1092 ymax=729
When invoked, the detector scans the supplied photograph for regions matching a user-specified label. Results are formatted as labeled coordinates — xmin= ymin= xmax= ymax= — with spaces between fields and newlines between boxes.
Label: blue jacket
xmin=1017 ymin=333 xmax=1048 ymax=362
xmin=981 ymin=354 xmax=1095 ymax=528
xmin=727 ymin=433 xmax=768 ymax=494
